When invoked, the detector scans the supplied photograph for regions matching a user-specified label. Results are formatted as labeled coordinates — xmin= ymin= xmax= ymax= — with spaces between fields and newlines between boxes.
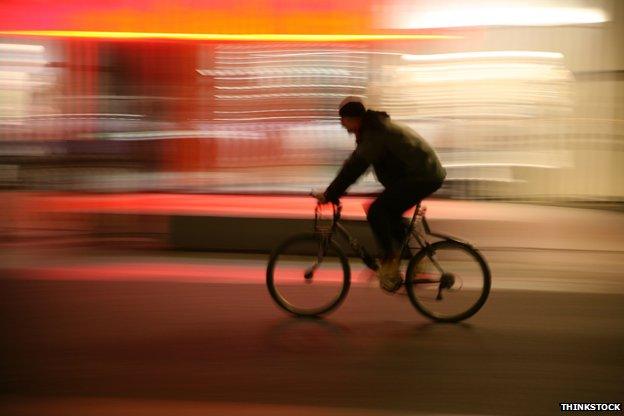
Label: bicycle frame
xmin=314 ymin=202 xmax=458 ymax=273
xmin=269 ymin=201 xmax=491 ymax=320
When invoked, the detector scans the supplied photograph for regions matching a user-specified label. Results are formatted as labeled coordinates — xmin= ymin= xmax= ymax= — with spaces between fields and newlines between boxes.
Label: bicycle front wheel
xmin=266 ymin=233 xmax=350 ymax=317
xmin=405 ymin=240 xmax=491 ymax=323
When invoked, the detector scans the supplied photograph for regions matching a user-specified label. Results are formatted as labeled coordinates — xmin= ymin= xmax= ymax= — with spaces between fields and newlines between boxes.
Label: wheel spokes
xmin=406 ymin=241 xmax=490 ymax=322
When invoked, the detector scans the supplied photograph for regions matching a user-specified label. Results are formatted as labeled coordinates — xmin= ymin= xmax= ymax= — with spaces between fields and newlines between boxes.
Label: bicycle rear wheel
xmin=266 ymin=233 xmax=350 ymax=317
xmin=405 ymin=240 xmax=490 ymax=322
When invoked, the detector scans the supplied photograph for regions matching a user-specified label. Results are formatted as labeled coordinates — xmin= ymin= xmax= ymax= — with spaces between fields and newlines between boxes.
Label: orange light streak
xmin=0 ymin=30 xmax=461 ymax=42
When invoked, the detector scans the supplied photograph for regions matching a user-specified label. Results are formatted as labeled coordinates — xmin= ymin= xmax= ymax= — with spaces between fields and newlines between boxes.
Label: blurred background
xmin=1 ymin=0 xmax=623 ymax=247
xmin=1 ymin=0 xmax=622 ymax=196
xmin=1 ymin=2 xmax=623 ymax=415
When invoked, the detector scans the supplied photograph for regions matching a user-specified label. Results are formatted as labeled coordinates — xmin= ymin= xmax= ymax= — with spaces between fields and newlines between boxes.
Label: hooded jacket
xmin=324 ymin=110 xmax=446 ymax=203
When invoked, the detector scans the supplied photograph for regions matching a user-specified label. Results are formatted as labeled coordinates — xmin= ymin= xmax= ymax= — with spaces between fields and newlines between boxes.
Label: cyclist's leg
xmin=367 ymin=196 xmax=402 ymax=291
xmin=372 ymin=179 xmax=443 ymax=256
xmin=368 ymin=189 xmax=417 ymax=261
xmin=368 ymin=186 xmax=419 ymax=291
xmin=366 ymin=195 xmax=395 ymax=262
xmin=368 ymin=179 xmax=442 ymax=260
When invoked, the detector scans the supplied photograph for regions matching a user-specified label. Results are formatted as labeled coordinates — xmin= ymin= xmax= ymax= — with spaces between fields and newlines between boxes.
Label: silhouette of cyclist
xmin=313 ymin=97 xmax=446 ymax=292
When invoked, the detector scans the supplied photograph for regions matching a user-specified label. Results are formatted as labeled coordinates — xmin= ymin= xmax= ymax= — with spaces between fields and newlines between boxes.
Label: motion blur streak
xmin=0 ymin=31 xmax=461 ymax=42
xmin=401 ymin=51 xmax=565 ymax=61
xmin=379 ymin=1 xmax=609 ymax=28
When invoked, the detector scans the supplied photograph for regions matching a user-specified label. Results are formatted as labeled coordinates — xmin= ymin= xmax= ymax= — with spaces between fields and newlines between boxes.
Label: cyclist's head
xmin=338 ymin=96 xmax=365 ymax=134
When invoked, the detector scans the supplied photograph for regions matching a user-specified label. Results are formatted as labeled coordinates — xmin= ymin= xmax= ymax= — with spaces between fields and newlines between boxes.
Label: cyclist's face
xmin=340 ymin=116 xmax=361 ymax=134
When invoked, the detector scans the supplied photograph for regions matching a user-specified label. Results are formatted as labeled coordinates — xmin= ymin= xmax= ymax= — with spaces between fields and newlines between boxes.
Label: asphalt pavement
xmin=1 ymin=250 xmax=623 ymax=416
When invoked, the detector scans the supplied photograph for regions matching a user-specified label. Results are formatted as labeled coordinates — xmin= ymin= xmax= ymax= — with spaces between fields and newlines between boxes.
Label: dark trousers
xmin=366 ymin=178 xmax=442 ymax=260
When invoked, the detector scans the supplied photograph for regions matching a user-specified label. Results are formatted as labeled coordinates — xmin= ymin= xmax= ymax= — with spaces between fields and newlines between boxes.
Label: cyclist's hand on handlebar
xmin=311 ymin=191 xmax=327 ymax=204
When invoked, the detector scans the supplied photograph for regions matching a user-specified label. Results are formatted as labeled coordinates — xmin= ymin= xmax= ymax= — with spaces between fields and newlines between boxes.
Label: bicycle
xmin=266 ymin=198 xmax=491 ymax=322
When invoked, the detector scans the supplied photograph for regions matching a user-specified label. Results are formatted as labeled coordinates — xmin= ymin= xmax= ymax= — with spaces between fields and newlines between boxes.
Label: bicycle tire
xmin=267 ymin=233 xmax=350 ymax=317
xmin=405 ymin=240 xmax=491 ymax=323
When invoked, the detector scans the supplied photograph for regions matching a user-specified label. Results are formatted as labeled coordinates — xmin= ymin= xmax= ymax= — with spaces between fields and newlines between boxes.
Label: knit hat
xmin=338 ymin=96 xmax=366 ymax=118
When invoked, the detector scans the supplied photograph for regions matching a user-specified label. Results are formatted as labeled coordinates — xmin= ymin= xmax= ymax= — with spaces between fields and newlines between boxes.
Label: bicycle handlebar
xmin=314 ymin=200 xmax=342 ymax=220
xmin=311 ymin=191 xmax=342 ymax=226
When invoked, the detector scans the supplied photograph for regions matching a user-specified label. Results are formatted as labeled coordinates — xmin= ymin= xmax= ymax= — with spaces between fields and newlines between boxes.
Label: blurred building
xmin=0 ymin=0 xmax=622 ymax=203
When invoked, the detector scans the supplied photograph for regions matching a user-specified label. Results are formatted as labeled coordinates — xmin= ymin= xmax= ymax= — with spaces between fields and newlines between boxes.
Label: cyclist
xmin=313 ymin=97 xmax=446 ymax=292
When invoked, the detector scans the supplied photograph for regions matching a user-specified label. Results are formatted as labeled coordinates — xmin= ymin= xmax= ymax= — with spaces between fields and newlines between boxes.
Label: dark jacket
xmin=324 ymin=110 xmax=446 ymax=203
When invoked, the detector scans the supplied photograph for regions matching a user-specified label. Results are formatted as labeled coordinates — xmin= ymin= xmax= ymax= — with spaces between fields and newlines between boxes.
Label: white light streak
xmin=252 ymin=52 xmax=368 ymax=58
xmin=213 ymin=75 xmax=367 ymax=81
xmin=0 ymin=43 xmax=45 ymax=53
xmin=218 ymin=50 xmax=405 ymax=59
xmin=215 ymin=84 xmax=365 ymax=90
xmin=384 ymin=5 xmax=608 ymax=28
xmin=217 ymin=48 xmax=366 ymax=56
xmin=215 ymin=93 xmax=365 ymax=100
xmin=0 ymin=113 xmax=144 ymax=119
xmin=215 ymin=49 xmax=443 ymax=61
xmin=96 ymin=130 xmax=265 ymax=140
xmin=444 ymin=163 xmax=560 ymax=169
xmin=0 ymin=58 xmax=48 ymax=66
xmin=214 ymin=116 xmax=339 ymax=121
xmin=401 ymin=51 xmax=564 ymax=62
xmin=215 ymin=109 xmax=335 ymax=114
xmin=391 ymin=62 xmax=572 ymax=83
xmin=197 ymin=68 xmax=353 ymax=76
xmin=216 ymin=59 xmax=366 ymax=69
xmin=216 ymin=53 xmax=368 ymax=64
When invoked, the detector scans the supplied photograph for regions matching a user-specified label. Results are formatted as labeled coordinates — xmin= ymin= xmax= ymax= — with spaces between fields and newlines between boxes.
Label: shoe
xmin=377 ymin=259 xmax=403 ymax=293
xmin=381 ymin=276 xmax=403 ymax=293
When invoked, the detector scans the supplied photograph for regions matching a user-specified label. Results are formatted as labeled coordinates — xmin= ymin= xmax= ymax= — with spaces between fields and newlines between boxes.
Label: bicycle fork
xmin=304 ymin=235 xmax=330 ymax=281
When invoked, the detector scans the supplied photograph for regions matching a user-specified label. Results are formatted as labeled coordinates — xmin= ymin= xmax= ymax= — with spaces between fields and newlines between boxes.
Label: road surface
xmin=1 ymin=250 xmax=622 ymax=415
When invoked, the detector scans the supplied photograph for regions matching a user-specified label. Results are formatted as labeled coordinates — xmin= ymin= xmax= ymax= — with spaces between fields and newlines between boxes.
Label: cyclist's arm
xmin=323 ymin=151 xmax=370 ymax=203
xmin=323 ymin=134 xmax=384 ymax=203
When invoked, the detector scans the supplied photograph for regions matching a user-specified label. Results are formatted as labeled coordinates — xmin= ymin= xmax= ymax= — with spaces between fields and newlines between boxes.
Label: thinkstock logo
xmin=560 ymin=402 xmax=621 ymax=412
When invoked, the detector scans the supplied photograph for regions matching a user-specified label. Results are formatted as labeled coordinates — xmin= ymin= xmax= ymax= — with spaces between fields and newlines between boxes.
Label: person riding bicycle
xmin=313 ymin=97 xmax=446 ymax=292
